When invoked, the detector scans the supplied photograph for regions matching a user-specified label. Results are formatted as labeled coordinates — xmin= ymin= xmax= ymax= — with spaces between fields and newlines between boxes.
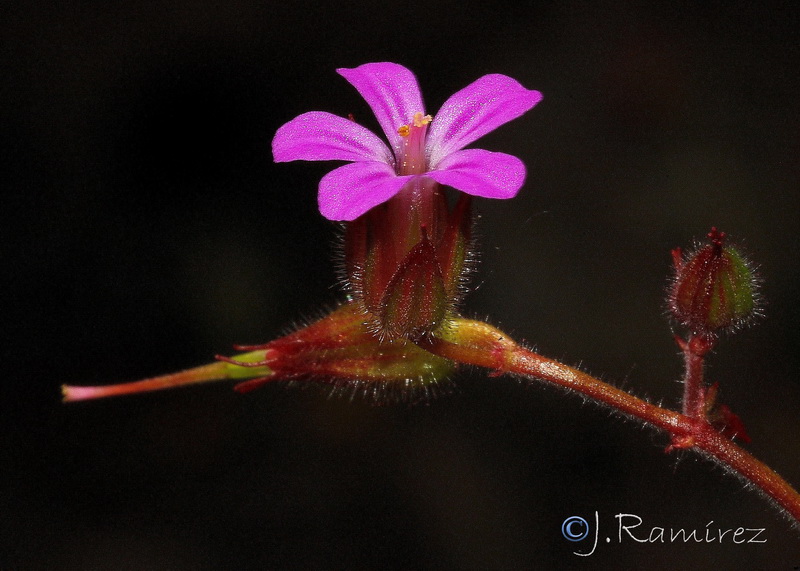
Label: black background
xmin=3 ymin=1 xmax=800 ymax=568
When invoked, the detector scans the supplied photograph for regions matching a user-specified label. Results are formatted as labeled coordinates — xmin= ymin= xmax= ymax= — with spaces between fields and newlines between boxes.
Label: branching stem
xmin=417 ymin=317 xmax=800 ymax=525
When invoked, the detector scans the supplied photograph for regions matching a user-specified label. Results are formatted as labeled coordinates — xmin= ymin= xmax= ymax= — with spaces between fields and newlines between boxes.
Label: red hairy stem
xmin=62 ymin=350 xmax=273 ymax=402
xmin=677 ymin=333 xmax=715 ymax=419
xmin=61 ymin=362 xmax=232 ymax=402
xmin=417 ymin=318 xmax=800 ymax=525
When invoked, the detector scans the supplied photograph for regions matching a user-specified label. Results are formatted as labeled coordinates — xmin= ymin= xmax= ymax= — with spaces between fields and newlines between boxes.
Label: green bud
xmin=668 ymin=228 xmax=759 ymax=333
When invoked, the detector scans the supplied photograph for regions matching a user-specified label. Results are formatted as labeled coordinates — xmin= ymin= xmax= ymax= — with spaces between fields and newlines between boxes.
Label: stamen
xmin=413 ymin=112 xmax=433 ymax=127
xmin=398 ymin=112 xmax=433 ymax=137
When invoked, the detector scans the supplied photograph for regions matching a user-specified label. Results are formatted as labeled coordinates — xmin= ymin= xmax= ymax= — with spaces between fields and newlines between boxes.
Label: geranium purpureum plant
xmin=62 ymin=63 xmax=800 ymax=526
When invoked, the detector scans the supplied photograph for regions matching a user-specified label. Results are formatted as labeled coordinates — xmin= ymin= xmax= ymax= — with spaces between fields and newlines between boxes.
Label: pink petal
xmin=337 ymin=63 xmax=425 ymax=156
xmin=426 ymin=149 xmax=526 ymax=199
xmin=427 ymin=75 xmax=542 ymax=167
xmin=272 ymin=111 xmax=392 ymax=164
xmin=318 ymin=161 xmax=414 ymax=221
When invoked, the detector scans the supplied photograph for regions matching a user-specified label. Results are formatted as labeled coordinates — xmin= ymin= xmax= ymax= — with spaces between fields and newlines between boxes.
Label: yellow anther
xmin=398 ymin=112 xmax=433 ymax=137
xmin=413 ymin=112 xmax=433 ymax=127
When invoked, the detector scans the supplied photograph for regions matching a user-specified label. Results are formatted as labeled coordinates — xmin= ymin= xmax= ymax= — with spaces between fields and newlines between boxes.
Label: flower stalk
xmin=63 ymin=311 xmax=800 ymax=523
xmin=415 ymin=317 xmax=800 ymax=524
xmin=61 ymin=350 xmax=272 ymax=402
xmin=677 ymin=332 xmax=714 ymax=420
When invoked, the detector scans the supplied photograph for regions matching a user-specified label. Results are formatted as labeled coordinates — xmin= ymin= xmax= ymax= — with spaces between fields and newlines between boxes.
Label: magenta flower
xmin=272 ymin=62 xmax=543 ymax=221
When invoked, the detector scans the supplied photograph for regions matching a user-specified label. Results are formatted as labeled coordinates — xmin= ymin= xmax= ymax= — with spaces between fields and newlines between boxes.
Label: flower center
xmin=396 ymin=111 xmax=432 ymax=175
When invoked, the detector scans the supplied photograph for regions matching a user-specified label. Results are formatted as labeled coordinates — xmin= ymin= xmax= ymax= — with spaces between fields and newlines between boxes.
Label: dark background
xmin=3 ymin=1 xmax=800 ymax=568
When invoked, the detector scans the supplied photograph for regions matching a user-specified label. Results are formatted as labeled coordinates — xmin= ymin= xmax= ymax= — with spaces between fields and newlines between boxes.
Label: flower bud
xmin=668 ymin=228 xmax=759 ymax=333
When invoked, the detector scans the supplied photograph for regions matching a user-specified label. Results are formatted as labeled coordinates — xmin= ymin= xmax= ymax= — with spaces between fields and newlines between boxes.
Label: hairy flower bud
xmin=668 ymin=228 xmax=759 ymax=333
